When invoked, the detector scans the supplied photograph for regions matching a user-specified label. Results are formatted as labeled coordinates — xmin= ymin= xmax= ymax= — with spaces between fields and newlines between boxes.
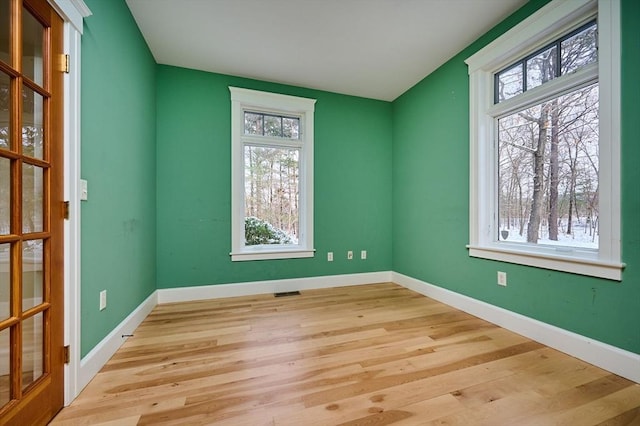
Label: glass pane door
xmin=0 ymin=0 xmax=64 ymax=423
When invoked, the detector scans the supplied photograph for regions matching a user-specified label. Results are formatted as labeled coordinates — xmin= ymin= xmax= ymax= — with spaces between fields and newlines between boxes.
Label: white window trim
xmin=465 ymin=0 xmax=623 ymax=281
xmin=229 ymin=87 xmax=316 ymax=262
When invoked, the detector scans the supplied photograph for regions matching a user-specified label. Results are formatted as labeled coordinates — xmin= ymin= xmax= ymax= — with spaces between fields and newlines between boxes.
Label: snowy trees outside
xmin=244 ymin=146 xmax=299 ymax=245
xmin=496 ymin=22 xmax=599 ymax=249
xmin=243 ymin=111 xmax=300 ymax=246
xmin=244 ymin=216 xmax=294 ymax=246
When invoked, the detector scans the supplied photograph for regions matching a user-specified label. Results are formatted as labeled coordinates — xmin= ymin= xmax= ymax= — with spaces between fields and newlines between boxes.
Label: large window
xmin=465 ymin=0 xmax=622 ymax=280
xmin=229 ymin=87 xmax=316 ymax=261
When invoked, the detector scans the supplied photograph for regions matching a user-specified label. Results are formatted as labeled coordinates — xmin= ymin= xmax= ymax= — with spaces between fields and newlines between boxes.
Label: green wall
xmin=78 ymin=0 xmax=638 ymax=360
xmin=155 ymin=66 xmax=393 ymax=288
xmin=392 ymin=0 xmax=640 ymax=354
xmin=80 ymin=0 xmax=157 ymax=356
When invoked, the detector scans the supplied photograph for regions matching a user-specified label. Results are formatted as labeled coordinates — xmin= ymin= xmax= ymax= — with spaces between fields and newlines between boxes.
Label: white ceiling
xmin=125 ymin=0 xmax=528 ymax=101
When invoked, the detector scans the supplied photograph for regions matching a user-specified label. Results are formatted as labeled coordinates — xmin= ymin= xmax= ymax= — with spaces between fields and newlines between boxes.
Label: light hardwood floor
xmin=51 ymin=283 xmax=640 ymax=425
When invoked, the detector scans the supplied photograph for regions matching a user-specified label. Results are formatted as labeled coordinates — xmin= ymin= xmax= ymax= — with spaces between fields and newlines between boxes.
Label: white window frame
xmin=229 ymin=87 xmax=316 ymax=261
xmin=465 ymin=0 xmax=623 ymax=281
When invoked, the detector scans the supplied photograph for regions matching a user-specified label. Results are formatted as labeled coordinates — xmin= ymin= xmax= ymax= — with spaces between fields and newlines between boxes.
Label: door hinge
xmin=63 ymin=201 xmax=70 ymax=220
xmin=63 ymin=54 xmax=70 ymax=73
xmin=63 ymin=345 xmax=70 ymax=364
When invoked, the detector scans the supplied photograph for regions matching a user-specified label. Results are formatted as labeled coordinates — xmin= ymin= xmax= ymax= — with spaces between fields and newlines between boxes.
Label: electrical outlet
xmin=347 ymin=250 xmax=353 ymax=260
xmin=361 ymin=250 xmax=367 ymax=260
xmin=99 ymin=290 xmax=107 ymax=310
xmin=497 ymin=271 xmax=507 ymax=287
xmin=327 ymin=252 xmax=333 ymax=261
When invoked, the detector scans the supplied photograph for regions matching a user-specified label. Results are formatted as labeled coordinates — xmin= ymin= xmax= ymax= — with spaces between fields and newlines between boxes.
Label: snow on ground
xmin=499 ymin=223 xmax=598 ymax=249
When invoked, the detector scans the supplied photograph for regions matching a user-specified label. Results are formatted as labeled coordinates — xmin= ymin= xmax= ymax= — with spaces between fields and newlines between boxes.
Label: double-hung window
xmin=229 ymin=87 xmax=316 ymax=261
xmin=465 ymin=0 xmax=623 ymax=280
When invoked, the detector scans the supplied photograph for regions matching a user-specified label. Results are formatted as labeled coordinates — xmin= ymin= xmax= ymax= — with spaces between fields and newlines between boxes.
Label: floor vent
xmin=274 ymin=291 xmax=301 ymax=297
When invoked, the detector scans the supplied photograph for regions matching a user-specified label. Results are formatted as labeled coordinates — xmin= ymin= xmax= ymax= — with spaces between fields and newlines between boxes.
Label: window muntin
xmin=495 ymin=21 xmax=597 ymax=104
xmin=230 ymin=87 xmax=315 ymax=261
xmin=465 ymin=0 xmax=622 ymax=280
xmin=244 ymin=111 xmax=300 ymax=139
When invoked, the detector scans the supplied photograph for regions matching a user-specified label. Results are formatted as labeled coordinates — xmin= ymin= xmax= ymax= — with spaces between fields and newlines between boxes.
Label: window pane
xmin=22 ymin=164 xmax=43 ymax=234
xmin=22 ymin=7 xmax=44 ymax=86
xmin=0 ymin=243 xmax=8 ymax=320
xmin=22 ymin=239 xmax=43 ymax=311
xmin=498 ymin=83 xmax=598 ymax=249
xmin=283 ymin=117 xmax=300 ymax=139
xmin=22 ymin=85 xmax=44 ymax=159
xmin=0 ymin=72 xmax=9 ymax=150
xmin=264 ymin=114 xmax=282 ymax=137
xmin=0 ymin=158 xmax=8 ymax=234
xmin=562 ymin=23 xmax=597 ymax=75
xmin=244 ymin=112 xmax=263 ymax=135
xmin=244 ymin=145 xmax=299 ymax=245
xmin=0 ymin=0 xmax=9 ymax=65
xmin=496 ymin=64 xmax=523 ymax=103
xmin=0 ymin=327 xmax=8 ymax=408
xmin=527 ymin=45 xmax=557 ymax=90
xmin=21 ymin=311 xmax=44 ymax=390
xmin=244 ymin=112 xmax=300 ymax=140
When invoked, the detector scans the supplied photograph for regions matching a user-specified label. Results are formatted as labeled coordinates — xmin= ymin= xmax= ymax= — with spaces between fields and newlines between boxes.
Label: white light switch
xmin=80 ymin=179 xmax=88 ymax=201
xmin=99 ymin=290 xmax=107 ymax=310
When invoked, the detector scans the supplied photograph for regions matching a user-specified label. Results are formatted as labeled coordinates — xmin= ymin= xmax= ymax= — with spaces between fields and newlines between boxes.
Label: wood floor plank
xmin=272 ymin=351 xmax=524 ymax=425
xmin=94 ymin=415 xmax=141 ymax=426
xmin=595 ymin=406 xmax=640 ymax=425
xmin=388 ymin=394 xmax=466 ymax=425
xmin=519 ymin=385 xmax=640 ymax=426
xmin=51 ymin=283 xmax=640 ymax=425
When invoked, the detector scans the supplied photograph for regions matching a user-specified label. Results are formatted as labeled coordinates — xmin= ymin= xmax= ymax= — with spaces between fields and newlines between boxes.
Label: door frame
xmin=47 ymin=0 xmax=91 ymax=405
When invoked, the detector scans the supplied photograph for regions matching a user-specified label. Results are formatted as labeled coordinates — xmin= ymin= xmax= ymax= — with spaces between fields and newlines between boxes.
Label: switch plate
xmin=347 ymin=250 xmax=353 ymax=260
xmin=497 ymin=271 xmax=507 ymax=287
xmin=99 ymin=290 xmax=107 ymax=310
xmin=361 ymin=250 xmax=367 ymax=260
xmin=80 ymin=179 xmax=88 ymax=201
xmin=327 ymin=252 xmax=333 ymax=261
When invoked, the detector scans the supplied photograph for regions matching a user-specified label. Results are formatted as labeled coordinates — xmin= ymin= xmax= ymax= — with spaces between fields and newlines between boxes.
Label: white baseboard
xmin=72 ymin=269 xmax=638 ymax=401
xmin=392 ymin=271 xmax=640 ymax=384
xmin=157 ymin=271 xmax=393 ymax=304
xmin=78 ymin=291 xmax=158 ymax=392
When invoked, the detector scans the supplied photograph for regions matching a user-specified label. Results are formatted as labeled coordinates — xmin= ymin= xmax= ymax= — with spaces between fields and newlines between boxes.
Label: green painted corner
xmin=155 ymin=66 xmax=393 ymax=287
xmin=392 ymin=0 xmax=640 ymax=354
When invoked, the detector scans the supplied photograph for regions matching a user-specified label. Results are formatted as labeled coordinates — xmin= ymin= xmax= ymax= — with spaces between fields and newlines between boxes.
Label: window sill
xmin=467 ymin=244 xmax=624 ymax=281
xmin=230 ymin=247 xmax=315 ymax=262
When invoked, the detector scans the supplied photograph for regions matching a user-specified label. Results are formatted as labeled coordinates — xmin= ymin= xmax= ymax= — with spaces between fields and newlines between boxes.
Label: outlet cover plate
xmin=497 ymin=271 xmax=507 ymax=286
